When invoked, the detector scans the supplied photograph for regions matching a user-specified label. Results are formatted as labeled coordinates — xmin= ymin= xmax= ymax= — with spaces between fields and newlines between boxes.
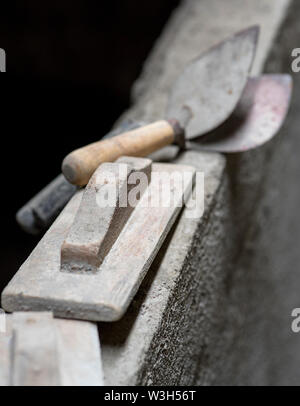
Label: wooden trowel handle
xmin=62 ymin=119 xmax=183 ymax=186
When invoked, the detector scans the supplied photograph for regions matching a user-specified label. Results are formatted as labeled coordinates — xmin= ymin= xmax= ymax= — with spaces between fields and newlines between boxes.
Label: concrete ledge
xmin=100 ymin=0 xmax=296 ymax=385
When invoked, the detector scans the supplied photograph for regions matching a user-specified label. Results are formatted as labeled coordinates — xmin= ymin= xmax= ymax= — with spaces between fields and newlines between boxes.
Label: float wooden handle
xmin=62 ymin=119 xmax=183 ymax=186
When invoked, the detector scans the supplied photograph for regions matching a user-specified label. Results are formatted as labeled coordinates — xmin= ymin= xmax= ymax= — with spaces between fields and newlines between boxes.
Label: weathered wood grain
xmin=0 ymin=312 xmax=104 ymax=386
xmin=62 ymin=120 xmax=175 ymax=186
xmin=55 ymin=318 xmax=104 ymax=386
xmin=61 ymin=157 xmax=152 ymax=273
xmin=0 ymin=315 xmax=12 ymax=386
xmin=12 ymin=312 xmax=60 ymax=386
xmin=2 ymin=162 xmax=195 ymax=322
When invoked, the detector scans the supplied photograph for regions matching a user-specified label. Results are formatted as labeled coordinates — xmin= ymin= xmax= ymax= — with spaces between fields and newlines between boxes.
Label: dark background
xmin=0 ymin=1 xmax=180 ymax=291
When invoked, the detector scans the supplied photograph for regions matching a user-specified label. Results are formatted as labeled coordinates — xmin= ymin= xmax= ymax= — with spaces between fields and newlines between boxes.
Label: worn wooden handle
xmin=62 ymin=120 xmax=181 ymax=186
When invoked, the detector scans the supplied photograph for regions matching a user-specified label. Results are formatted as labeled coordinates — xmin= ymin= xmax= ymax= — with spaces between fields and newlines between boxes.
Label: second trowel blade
xmin=189 ymin=74 xmax=292 ymax=153
xmin=167 ymin=26 xmax=259 ymax=139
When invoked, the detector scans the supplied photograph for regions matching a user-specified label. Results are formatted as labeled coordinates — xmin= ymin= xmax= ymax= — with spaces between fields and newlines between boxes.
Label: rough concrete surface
xmin=216 ymin=0 xmax=300 ymax=386
xmin=100 ymin=150 xmax=226 ymax=385
xmin=99 ymin=0 xmax=300 ymax=385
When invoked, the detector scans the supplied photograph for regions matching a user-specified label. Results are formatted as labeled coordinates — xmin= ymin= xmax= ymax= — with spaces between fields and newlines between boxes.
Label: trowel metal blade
xmin=187 ymin=74 xmax=292 ymax=153
xmin=167 ymin=26 xmax=259 ymax=139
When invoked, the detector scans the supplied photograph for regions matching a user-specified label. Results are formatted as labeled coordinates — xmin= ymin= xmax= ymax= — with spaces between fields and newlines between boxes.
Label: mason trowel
xmin=62 ymin=26 xmax=259 ymax=186
xmin=16 ymin=26 xmax=292 ymax=234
